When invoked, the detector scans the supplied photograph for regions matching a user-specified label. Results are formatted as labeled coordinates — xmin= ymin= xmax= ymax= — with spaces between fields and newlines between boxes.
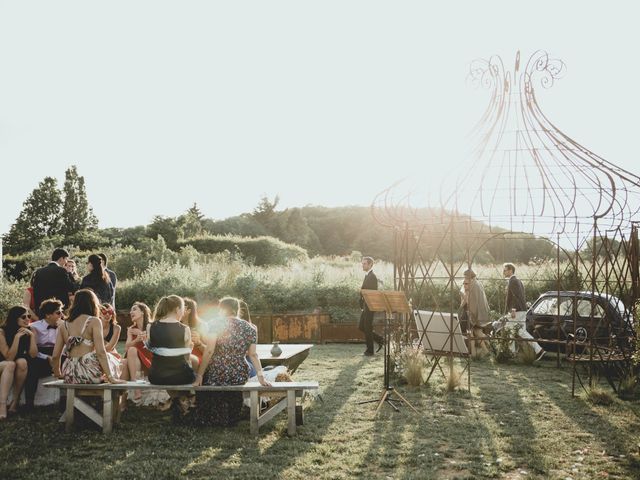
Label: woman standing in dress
xmin=0 ymin=306 xmax=37 ymax=416
xmin=100 ymin=303 xmax=121 ymax=358
xmin=190 ymin=297 xmax=269 ymax=427
xmin=80 ymin=254 xmax=114 ymax=305
xmin=51 ymin=289 xmax=122 ymax=385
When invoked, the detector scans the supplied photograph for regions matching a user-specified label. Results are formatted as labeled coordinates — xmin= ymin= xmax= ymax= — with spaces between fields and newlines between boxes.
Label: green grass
xmin=1 ymin=345 xmax=639 ymax=479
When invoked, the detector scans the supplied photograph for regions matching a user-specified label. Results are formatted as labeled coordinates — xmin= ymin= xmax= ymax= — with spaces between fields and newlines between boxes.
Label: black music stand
xmin=357 ymin=290 xmax=419 ymax=415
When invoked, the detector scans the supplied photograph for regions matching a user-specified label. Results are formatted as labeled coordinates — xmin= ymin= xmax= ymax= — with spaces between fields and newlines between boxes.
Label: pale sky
xmin=1 ymin=1 xmax=639 ymax=234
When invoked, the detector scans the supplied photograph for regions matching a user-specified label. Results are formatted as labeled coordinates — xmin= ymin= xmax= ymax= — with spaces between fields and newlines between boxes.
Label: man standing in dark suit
xmin=359 ymin=256 xmax=383 ymax=356
xmin=98 ymin=253 xmax=117 ymax=308
xmin=31 ymin=248 xmax=79 ymax=316
xmin=503 ymin=263 xmax=527 ymax=312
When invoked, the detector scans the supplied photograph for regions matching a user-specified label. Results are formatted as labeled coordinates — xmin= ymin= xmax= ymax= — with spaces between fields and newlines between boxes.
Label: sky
xmin=1 ymin=1 xmax=639 ymax=234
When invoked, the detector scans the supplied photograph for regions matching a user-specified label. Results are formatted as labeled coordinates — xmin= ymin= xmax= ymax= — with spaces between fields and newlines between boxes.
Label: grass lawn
xmin=1 ymin=344 xmax=639 ymax=480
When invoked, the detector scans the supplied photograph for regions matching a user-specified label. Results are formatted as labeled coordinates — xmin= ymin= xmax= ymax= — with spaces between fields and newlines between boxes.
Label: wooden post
xmin=103 ymin=389 xmax=113 ymax=434
xmin=65 ymin=389 xmax=75 ymax=433
xmin=249 ymin=390 xmax=259 ymax=436
xmin=287 ymin=390 xmax=296 ymax=436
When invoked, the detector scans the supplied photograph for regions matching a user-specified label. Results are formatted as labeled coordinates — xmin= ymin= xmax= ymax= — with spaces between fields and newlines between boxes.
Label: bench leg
xmin=250 ymin=390 xmax=259 ymax=436
xmin=287 ymin=390 xmax=296 ymax=436
xmin=65 ymin=389 xmax=75 ymax=433
xmin=103 ymin=389 xmax=113 ymax=434
xmin=113 ymin=391 xmax=122 ymax=424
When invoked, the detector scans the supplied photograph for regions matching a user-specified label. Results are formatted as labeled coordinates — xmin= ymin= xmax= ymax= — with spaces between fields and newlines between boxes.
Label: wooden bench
xmin=44 ymin=380 xmax=319 ymax=436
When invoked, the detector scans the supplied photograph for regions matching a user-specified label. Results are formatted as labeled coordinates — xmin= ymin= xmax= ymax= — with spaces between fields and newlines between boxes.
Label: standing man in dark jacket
xmin=503 ymin=263 xmax=527 ymax=312
xmin=359 ymin=256 xmax=383 ymax=356
xmin=31 ymin=248 xmax=79 ymax=316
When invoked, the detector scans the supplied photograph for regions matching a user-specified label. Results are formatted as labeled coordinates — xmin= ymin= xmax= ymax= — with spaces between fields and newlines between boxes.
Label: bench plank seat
xmin=44 ymin=380 xmax=319 ymax=436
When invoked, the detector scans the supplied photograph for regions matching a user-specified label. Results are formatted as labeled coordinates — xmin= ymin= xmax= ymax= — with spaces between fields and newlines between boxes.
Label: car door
xmin=574 ymin=297 xmax=608 ymax=344
xmin=529 ymin=295 xmax=574 ymax=341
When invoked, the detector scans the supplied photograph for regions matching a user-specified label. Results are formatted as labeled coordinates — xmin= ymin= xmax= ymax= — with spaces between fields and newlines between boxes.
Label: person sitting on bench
xmin=52 ymin=289 xmax=123 ymax=385
xmin=188 ymin=297 xmax=270 ymax=427
xmin=25 ymin=298 xmax=65 ymax=407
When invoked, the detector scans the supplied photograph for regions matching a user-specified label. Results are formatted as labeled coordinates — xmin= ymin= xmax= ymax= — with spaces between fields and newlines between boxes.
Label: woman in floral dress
xmin=190 ymin=297 xmax=269 ymax=426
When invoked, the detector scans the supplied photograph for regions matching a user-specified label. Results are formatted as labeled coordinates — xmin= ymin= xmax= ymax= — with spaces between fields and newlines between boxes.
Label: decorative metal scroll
xmin=373 ymin=50 xmax=640 ymax=240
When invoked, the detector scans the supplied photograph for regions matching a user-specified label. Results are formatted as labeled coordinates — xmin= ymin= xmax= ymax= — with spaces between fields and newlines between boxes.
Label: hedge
xmin=177 ymin=234 xmax=308 ymax=266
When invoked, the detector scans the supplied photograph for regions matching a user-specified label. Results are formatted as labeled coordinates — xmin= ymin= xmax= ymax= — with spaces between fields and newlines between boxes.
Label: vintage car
xmin=525 ymin=291 xmax=634 ymax=351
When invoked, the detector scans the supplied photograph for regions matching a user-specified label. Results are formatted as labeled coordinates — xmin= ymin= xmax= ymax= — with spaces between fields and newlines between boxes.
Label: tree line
xmin=3 ymin=171 xmax=564 ymax=265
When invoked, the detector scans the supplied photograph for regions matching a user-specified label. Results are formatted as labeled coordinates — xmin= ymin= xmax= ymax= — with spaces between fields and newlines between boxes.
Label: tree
xmin=60 ymin=165 xmax=98 ymax=236
xmin=181 ymin=203 xmax=205 ymax=238
xmin=251 ymin=195 xmax=280 ymax=232
xmin=146 ymin=215 xmax=184 ymax=250
xmin=2 ymin=177 xmax=63 ymax=253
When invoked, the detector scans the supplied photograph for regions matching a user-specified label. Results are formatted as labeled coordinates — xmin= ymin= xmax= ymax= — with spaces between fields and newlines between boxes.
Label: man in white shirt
xmin=24 ymin=298 xmax=65 ymax=408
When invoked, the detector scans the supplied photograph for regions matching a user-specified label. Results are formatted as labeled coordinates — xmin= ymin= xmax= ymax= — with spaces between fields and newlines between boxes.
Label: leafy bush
xmin=178 ymin=234 xmax=308 ymax=266
xmin=114 ymin=255 xmax=364 ymax=316
xmin=0 ymin=280 xmax=27 ymax=320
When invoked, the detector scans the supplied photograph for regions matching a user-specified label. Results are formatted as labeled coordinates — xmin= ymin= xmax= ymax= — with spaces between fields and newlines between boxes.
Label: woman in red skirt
xmin=121 ymin=302 xmax=153 ymax=398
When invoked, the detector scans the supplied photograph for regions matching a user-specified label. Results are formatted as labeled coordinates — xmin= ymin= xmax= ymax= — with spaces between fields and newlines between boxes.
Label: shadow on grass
xmin=543 ymin=380 xmax=640 ymax=476
xmin=176 ymin=353 xmax=369 ymax=478
xmin=475 ymin=368 xmax=550 ymax=476
xmin=356 ymin=356 xmax=501 ymax=479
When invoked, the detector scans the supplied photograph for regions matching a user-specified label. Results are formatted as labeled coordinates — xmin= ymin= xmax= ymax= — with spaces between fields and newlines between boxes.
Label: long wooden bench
xmin=44 ymin=380 xmax=319 ymax=436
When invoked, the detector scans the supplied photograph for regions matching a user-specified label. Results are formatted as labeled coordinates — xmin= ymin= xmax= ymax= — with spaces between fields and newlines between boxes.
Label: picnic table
xmin=257 ymin=343 xmax=313 ymax=374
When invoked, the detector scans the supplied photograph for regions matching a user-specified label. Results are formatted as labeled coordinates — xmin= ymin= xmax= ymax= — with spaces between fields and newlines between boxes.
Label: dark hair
xmin=40 ymin=298 xmax=64 ymax=317
xmin=182 ymin=298 xmax=200 ymax=329
xmin=100 ymin=303 xmax=116 ymax=325
xmin=132 ymin=302 xmax=152 ymax=330
xmin=87 ymin=254 xmax=110 ymax=284
xmin=98 ymin=253 xmax=108 ymax=266
xmin=1 ymin=306 xmax=29 ymax=345
xmin=68 ymin=289 xmax=100 ymax=322
xmin=219 ymin=296 xmax=240 ymax=317
xmin=52 ymin=248 xmax=70 ymax=262
xmin=503 ymin=263 xmax=516 ymax=274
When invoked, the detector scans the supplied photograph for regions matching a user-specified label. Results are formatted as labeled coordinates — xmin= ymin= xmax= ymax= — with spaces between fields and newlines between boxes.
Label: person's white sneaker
xmin=534 ymin=350 xmax=546 ymax=362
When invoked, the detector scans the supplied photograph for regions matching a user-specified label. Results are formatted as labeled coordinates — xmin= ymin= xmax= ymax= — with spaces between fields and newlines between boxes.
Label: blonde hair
xmin=153 ymin=295 xmax=185 ymax=321
xmin=219 ymin=296 xmax=241 ymax=317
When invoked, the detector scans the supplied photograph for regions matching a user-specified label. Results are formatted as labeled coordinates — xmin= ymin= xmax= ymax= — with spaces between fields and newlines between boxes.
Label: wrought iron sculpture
xmin=374 ymin=50 xmax=639 ymax=394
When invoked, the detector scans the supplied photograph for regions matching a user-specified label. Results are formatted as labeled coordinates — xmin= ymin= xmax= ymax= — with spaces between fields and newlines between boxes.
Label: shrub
xmin=397 ymin=346 xmax=426 ymax=386
xmin=178 ymin=234 xmax=308 ymax=266
xmin=585 ymin=386 xmax=614 ymax=406
xmin=0 ymin=279 xmax=27 ymax=320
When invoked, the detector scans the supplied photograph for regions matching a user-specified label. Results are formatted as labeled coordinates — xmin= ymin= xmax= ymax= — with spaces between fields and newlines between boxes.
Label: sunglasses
xmin=20 ymin=314 xmax=32 ymax=320
xmin=54 ymin=310 xmax=64 ymax=316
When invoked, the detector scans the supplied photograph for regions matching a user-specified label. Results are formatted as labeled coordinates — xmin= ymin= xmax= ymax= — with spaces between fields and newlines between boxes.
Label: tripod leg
xmin=389 ymin=388 xmax=419 ymax=414
xmin=374 ymin=390 xmax=389 ymax=415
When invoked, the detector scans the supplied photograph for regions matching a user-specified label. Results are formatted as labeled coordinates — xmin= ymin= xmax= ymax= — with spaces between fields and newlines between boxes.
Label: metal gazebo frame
xmin=373 ymin=50 xmax=640 ymax=395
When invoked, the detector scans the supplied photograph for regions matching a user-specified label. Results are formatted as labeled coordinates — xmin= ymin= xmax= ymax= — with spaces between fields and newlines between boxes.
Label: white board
xmin=414 ymin=310 xmax=468 ymax=355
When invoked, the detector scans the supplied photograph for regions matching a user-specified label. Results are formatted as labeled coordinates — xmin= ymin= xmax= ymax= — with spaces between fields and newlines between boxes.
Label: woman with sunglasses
xmin=0 ymin=306 xmax=37 ymax=416
xmin=100 ymin=304 xmax=121 ymax=359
